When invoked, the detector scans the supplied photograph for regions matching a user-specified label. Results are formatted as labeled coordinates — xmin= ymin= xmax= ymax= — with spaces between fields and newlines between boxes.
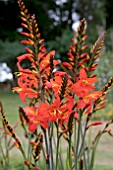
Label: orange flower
xmin=38 ymin=50 xmax=60 ymax=74
xmin=39 ymin=99 xmax=60 ymax=122
xmin=17 ymin=53 xmax=34 ymax=71
xmin=13 ymin=85 xmax=38 ymax=102
xmin=74 ymin=112 xmax=79 ymax=120
xmin=38 ymin=96 xmax=74 ymax=124
xmin=54 ymin=71 xmax=67 ymax=77
xmin=34 ymin=167 xmax=41 ymax=170
xmin=59 ymin=97 xmax=74 ymax=123
xmin=17 ymin=71 xmax=38 ymax=89
xmin=49 ymin=76 xmax=63 ymax=93
xmin=62 ymin=62 xmax=72 ymax=70
xmin=13 ymin=68 xmax=39 ymax=102
xmin=46 ymin=74 xmax=72 ymax=97
xmin=76 ymin=91 xmax=102 ymax=114
xmin=23 ymin=106 xmax=49 ymax=132
xmin=71 ymin=68 xmax=98 ymax=98
xmin=87 ymin=121 xmax=102 ymax=129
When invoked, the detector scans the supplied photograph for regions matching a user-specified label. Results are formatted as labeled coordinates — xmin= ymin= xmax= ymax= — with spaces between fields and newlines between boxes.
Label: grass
xmin=91 ymin=103 xmax=113 ymax=121
xmin=93 ymin=132 xmax=113 ymax=170
xmin=94 ymin=165 xmax=113 ymax=170
xmin=0 ymin=91 xmax=113 ymax=169
xmin=0 ymin=91 xmax=25 ymax=124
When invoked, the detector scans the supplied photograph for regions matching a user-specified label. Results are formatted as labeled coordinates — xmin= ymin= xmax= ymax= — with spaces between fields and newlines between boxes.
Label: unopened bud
xmin=21 ymin=23 xmax=28 ymax=29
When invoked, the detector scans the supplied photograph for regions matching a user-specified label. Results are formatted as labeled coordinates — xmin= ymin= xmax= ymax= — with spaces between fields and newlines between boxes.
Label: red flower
xmin=38 ymin=50 xmax=60 ymax=73
xmin=34 ymin=167 xmax=41 ymax=170
xmin=71 ymin=68 xmax=98 ymax=98
xmin=87 ymin=121 xmax=102 ymax=129
xmin=74 ymin=112 xmax=79 ymax=120
xmin=13 ymin=85 xmax=38 ymax=102
xmin=17 ymin=54 xmax=34 ymax=71
xmin=17 ymin=72 xmax=38 ymax=89
xmin=38 ymin=96 xmax=74 ymax=124
xmin=54 ymin=71 xmax=67 ymax=76
xmin=49 ymin=76 xmax=63 ymax=93
xmin=38 ymin=97 xmax=60 ymax=123
xmin=46 ymin=74 xmax=72 ymax=97
xmin=62 ymin=62 xmax=72 ymax=70
xmin=23 ymin=106 xmax=49 ymax=132
xmin=76 ymin=91 xmax=102 ymax=114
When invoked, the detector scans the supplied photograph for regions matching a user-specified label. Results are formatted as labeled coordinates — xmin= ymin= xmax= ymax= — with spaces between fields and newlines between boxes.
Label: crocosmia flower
xmin=71 ymin=68 xmax=98 ymax=98
xmin=38 ymin=96 xmax=74 ymax=124
xmin=23 ymin=106 xmax=49 ymax=132
xmin=76 ymin=91 xmax=102 ymax=114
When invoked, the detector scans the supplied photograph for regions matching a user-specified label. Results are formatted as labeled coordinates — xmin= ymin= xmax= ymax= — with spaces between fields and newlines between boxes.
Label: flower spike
xmin=101 ymin=77 xmax=113 ymax=95
xmin=88 ymin=32 xmax=106 ymax=73
xmin=62 ymin=18 xmax=89 ymax=76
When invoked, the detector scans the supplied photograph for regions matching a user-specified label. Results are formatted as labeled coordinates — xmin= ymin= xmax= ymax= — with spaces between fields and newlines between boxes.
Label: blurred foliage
xmin=0 ymin=0 xmax=113 ymax=102
xmin=105 ymin=0 xmax=113 ymax=29
xmin=0 ymin=0 xmax=110 ymax=42
xmin=0 ymin=40 xmax=25 ymax=73
xmin=0 ymin=0 xmax=20 ymax=41
xmin=95 ymin=48 xmax=113 ymax=102
xmin=92 ymin=103 xmax=113 ymax=120
xmin=46 ymin=26 xmax=73 ymax=60
xmin=75 ymin=0 xmax=106 ymax=44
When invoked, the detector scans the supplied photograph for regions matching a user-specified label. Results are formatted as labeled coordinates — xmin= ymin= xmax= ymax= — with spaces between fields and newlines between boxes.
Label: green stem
xmin=78 ymin=116 xmax=89 ymax=158
xmin=74 ymin=119 xmax=77 ymax=147
xmin=49 ymin=138 xmax=54 ymax=170
xmin=56 ymin=122 xmax=60 ymax=170
xmin=27 ymin=134 xmax=32 ymax=163
xmin=89 ymin=121 xmax=110 ymax=170
xmin=74 ymin=111 xmax=82 ymax=170
xmin=0 ymin=135 xmax=6 ymax=169
xmin=71 ymin=119 xmax=76 ymax=170
xmin=53 ymin=133 xmax=64 ymax=170
xmin=79 ymin=125 xmax=88 ymax=170
xmin=4 ymin=127 xmax=10 ymax=170
xmin=43 ymin=129 xmax=50 ymax=170
xmin=42 ymin=145 xmax=46 ymax=168
xmin=87 ymin=127 xmax=92 ymax=170
xmin=48 ymin=123 xmax=54 ymax=170
xmin=68 ymin=132 xmax=72 ymax=170
xmin=89 ymin=132 xmax=102 ymax=170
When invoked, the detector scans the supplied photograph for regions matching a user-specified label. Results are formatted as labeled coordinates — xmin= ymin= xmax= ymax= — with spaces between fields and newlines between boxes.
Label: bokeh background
xmin=0 ymin=0 xmax=113 ymax=101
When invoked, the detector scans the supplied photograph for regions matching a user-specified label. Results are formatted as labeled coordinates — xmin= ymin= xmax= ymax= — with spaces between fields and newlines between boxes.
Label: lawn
xmin=0 ymin=91 xmax=25 ymax=124
xmin=0 ymin=91 xmax=113 ymax=170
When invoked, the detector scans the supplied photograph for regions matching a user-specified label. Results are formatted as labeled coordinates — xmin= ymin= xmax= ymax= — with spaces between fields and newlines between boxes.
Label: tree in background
xmin=0 ymin=0 xmax=20 ymax=41
xmin=105 ymin=0 xmax=113 ymax=29
xmin=0 ymin=0 xmax=107 ymax=41
xmin=0 ymin=0 xmax=113 ymax=71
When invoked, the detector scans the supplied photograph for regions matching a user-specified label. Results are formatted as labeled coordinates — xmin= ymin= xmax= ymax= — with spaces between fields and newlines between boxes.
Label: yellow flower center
xmin=49 ymin=108 xmax=57 ymax=116
xmin=82 ymin=80 xmax=88 ymax=86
